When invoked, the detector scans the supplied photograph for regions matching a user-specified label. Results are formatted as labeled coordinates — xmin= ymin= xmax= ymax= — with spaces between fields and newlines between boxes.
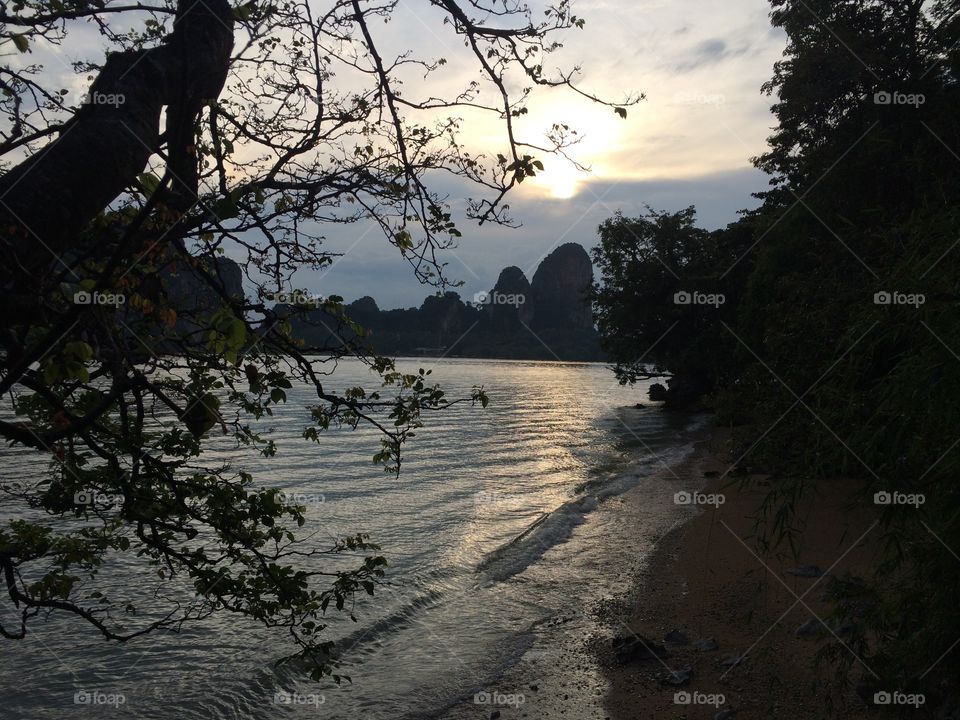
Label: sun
xmin=519 ymin=103 xmax=625 ymax=199
xmin=530 ymin=160 xmax=590 ymax=199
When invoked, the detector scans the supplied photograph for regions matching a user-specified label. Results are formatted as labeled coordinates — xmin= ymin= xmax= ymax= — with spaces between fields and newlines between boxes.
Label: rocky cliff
xmin=283 ymin=242 xmax=602 ymax=360
xmin=530 ymin=243 xmax=594 ymax=330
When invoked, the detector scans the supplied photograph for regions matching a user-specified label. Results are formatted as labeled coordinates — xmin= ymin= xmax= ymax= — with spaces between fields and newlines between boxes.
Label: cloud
xmin=673 ymin=38 xmax=753 ymax=72
xmin=276 ymin=166 xmax=769 ymax=310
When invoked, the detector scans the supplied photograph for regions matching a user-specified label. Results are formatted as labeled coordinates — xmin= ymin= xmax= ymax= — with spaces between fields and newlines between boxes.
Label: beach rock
xmin=715 ymin=709 xmax=737 ymax=720
xmin=648 ymin=383 xmax=668 ymax=402
xmin=657 ymin=666 xmax=692 ymax=686
xmin=795 ymin=618 xmax=828 ymax=638
xmin=694 ymin=637 xmax=719 ymax=652
xmin=664 ymin=629 xmax=690 ymax=645
xmin=786 ymin=565 xmax=823 ymax=578
xmin=489 ymin=711 xmax=501 ymax=720
xmin=612 ymin=634 xmax=667 ymax=664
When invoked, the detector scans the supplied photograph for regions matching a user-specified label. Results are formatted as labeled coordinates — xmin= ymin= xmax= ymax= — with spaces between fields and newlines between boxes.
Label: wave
xmin=475 ymin=437 xmax=698 ymax=584
xmin=326 ymin=571 xmax=456 ymax=659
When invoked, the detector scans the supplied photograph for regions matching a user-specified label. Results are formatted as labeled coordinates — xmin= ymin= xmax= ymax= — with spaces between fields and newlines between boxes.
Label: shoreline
xmin=602 ymin=427 xmax=879 ymax=719
xmin=437 ymin=419 xmax=882 ymax=720
xmin=437 ymin=419 xmax=711 ymax=720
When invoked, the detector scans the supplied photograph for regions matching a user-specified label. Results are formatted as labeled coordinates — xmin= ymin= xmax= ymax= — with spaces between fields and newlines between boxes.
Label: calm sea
xmin=0 ymin=358 xmax=704 ymax=719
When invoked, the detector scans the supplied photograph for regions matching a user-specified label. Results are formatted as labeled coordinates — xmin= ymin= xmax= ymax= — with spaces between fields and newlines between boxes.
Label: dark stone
xmin=664 ymin=629 xmax=690 ymax=645
xmin=130 ymin=253 xmax=245 ymax=355
xmin=657 ymin=666 xmax=692 ymax=686
xmin=612 ymin=634 xmax=668 ymax=664
xmin=346 ymin=296 xmax=381 ymax=326
xmin=694 ymin=637 xmax=718 ymax=652
xmin=649 ymin=383 xmax=668 ymax=402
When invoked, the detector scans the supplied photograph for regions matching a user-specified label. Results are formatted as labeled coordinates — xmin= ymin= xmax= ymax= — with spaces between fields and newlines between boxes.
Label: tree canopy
xmin=592 ymin=0 xmax=960 ymax=703
xmin=0 ymin=0 xmax=633 ymax=680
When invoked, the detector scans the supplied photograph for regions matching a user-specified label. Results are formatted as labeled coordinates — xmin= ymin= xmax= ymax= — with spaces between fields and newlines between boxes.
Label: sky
xmin=10 ymin=0 xmax=788 ymax=309
xmin=296 ymin=0 xmax=788 ymax=309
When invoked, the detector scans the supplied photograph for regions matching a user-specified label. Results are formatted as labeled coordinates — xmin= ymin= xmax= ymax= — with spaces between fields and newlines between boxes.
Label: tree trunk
xmin=0 ymin=0 xmax=233 ymax=284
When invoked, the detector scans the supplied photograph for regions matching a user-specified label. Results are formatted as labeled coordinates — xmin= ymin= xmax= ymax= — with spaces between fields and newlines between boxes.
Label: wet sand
xmin=602 ymin=429 xmax=879 ymax=720
xmin=439 ymin=425 xmax=880 ymax=720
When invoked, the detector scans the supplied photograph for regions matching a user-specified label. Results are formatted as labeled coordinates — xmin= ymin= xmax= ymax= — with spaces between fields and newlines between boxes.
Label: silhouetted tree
xmin=0 ymin=0 xmax=634 ymax=679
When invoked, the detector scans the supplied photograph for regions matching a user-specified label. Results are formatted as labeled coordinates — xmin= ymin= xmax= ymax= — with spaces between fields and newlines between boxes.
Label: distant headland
xmin=281 ymin=242 xmax=604 ymax=361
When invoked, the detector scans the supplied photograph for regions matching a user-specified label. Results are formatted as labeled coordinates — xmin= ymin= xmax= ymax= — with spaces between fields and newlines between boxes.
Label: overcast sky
xmin=16 ymin=0 xmax=787 ymax=309
xmin=290 ymin=0 xmax=786 ymax=309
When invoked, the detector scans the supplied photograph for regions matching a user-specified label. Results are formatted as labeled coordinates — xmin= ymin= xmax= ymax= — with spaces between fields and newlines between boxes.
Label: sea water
xmin=0 ymin=358 xmax=703 ymax=719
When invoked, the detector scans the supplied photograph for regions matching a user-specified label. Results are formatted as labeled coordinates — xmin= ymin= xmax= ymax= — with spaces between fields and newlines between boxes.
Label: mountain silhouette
xmin=282 ymin=243 xmax=603 ymax=360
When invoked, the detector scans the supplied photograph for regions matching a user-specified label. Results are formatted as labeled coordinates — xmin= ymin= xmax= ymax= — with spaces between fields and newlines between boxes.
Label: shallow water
xmin=0 ymin=358 xmax=701 ymax=719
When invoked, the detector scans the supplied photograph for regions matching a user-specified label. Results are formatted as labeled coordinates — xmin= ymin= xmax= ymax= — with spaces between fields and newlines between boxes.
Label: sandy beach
xmin=440 ymin=423 xmax=884 ymax=720
xmin=601 ymin=428 xmax=880 ymax=719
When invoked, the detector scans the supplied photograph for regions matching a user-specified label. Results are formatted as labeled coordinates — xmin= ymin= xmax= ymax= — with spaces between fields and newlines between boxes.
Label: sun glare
xmin=523 ymin=104 xmax=625 ymax=200
xmin=534 ymin=161 xmax=588 ymax=199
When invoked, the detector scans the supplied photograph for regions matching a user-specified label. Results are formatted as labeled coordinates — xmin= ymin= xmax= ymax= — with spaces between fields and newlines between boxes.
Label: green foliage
xmin=0 ymin=0 xmax=637 ymax=681
xmin=593 ymin=0 xmax=960 ymax=707
xmin=591 ymin=207 xmax=754 ymax=408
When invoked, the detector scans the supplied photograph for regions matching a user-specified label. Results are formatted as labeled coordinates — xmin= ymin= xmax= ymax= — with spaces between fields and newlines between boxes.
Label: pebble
xmin=664 ymin=629 xmax=690 ymax=645
xmin=694 ymin=637 xmax=719 ymax=652
xmin=657 ymin=666 xmax=692 ymax=686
